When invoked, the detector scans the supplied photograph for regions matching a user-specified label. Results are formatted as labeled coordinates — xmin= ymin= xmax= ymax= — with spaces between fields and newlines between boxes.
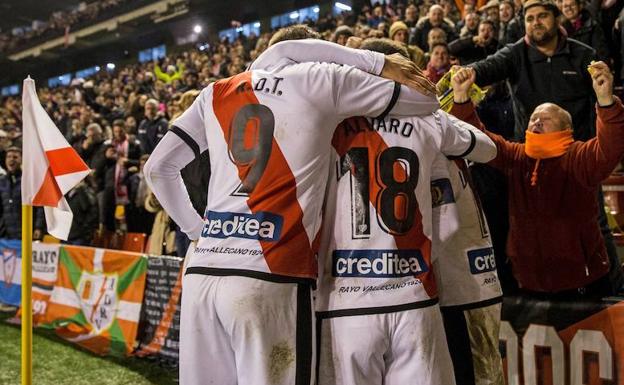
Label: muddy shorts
xmin=316 ymin=303 xmax=455 ymax=385
xmin=180 ymin=273 xmax=315 ymax=385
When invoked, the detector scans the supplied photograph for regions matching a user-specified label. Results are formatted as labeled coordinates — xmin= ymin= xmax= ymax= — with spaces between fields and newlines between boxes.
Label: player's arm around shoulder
xmin=327 ymin=53 xmax=441 ymax=119
xmin=249 ymin=39 xmax=385 ymax=75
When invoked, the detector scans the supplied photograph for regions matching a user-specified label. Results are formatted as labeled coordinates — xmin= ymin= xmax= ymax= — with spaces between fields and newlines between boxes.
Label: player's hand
xmin=588 ymin=61 xmax=614 ymax=106
xmin=450 ymin=66 xmax=476 ymax=103
xmin=381 ymin=53 xmax=436 ymax=96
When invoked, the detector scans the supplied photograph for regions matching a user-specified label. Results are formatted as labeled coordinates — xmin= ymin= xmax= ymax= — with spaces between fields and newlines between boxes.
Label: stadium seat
xmin=91 ymin=229 xmax=113 ymax=249
xmin=122 ymin=232 xmax=147 ymax=253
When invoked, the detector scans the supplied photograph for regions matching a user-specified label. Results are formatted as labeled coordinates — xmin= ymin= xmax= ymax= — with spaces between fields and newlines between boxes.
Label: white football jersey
xmin=431 ymin=156 xmax=503 ymax=307
xmin=171 ymin=62 xmax=439 ymax=282
xmin=316 ymin=112 xmax=496 ymax=312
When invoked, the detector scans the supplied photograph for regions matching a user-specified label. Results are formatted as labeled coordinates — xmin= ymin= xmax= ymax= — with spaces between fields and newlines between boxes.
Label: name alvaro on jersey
xmin=201 ymin=210 xmax=284 ymax=242
xmin=339 ymin=112 xmax=444 ymax=140
xmin=333 ymin=249 xmax=428 ymax=278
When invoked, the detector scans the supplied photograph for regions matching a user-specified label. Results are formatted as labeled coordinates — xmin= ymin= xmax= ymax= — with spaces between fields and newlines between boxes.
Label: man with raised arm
xmin=450 ymin=62 xmax=624 ymax=298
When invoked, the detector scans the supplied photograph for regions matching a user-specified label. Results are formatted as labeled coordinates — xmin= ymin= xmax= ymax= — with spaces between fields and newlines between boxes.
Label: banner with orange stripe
xmin=40 ymin=245 xmax=147 ymax=356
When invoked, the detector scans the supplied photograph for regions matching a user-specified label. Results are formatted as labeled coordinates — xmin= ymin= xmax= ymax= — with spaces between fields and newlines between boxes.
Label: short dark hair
xmin=479 ymin=19 xmax=496 ymax=29
xmin=112 ymin=119 xmax=125 ymax=128
xmin=360 ymin=38 xmax=410 ymax=59
xmin=430 ymin=42 xmax=449 ymax=53
xmin=269 ymin=24 xmax=321 ymax=46
xmin=334 ymin=25 xmax=354 ymax=39
xmin=500 ymin=0 xmax=515 ymax=12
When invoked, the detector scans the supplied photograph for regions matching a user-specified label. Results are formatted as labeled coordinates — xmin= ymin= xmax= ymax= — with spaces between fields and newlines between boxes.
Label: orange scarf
xmin=524 ymin=129 xmax=574 ymax=186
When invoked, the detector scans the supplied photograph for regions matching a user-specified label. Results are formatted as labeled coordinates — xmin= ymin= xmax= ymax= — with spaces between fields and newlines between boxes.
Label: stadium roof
xmin=0 ymin=0 xmax=324 ymax=85
xmin=0 ymin=0 xmax=84 ymax=31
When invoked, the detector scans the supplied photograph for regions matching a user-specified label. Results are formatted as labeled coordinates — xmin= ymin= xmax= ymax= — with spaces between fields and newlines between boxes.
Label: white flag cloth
xmin=21 ymin=77 xmax=90 ymax=240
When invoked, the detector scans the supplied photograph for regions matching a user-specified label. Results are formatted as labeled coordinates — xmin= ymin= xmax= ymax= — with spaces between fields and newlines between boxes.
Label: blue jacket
xmin=0 ymin=170 xmax=44 ymax=239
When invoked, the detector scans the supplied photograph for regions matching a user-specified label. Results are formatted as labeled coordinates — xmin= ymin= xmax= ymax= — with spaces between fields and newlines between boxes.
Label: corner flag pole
xmin=21 ymin=205 xmax=33 ymax=385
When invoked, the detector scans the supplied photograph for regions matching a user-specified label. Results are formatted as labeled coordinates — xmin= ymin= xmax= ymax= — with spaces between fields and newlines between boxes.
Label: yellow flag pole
xmin=21 ymin=205 xmax=33 ymax=385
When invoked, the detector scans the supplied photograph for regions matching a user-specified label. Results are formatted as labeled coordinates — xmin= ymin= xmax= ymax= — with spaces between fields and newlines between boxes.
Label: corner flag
xmin=21 ymin=76 xmax=90 ymax=240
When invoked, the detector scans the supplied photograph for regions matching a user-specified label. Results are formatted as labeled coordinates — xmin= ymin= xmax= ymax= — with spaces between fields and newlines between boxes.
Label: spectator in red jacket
xmin=449 ymin=62 xmax=624 ymax=298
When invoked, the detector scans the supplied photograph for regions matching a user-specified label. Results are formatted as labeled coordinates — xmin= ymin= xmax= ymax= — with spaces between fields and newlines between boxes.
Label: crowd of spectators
xmin=0 ymin=0 xmax=143 ymax=54
xmin=1 ymin=0 xmax=624 ymax=294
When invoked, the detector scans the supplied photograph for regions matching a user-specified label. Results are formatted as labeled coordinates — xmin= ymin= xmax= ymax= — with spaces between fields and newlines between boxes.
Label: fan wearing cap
xmin=480 ymin=0 xmax=501 ymax=25
xmin=468 ymin=0 xmax=595 ymax=141
xmin=449 ymin=63 xmax=624 ymax=297
xmin=389 ymin=21 xmax=427 ymax=68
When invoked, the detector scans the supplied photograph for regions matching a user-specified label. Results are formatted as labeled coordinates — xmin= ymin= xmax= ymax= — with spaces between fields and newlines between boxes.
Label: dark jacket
xmin=410 ymin=19 xmax=457 ymax=51
xmin=92 ymin=139 xmax=142 ymax=192
xmin=96 ymin=139 xmax=142 ymax=231
xmin=66 ymin=183 xmax=98 ymax=244
xmin=77 ymin=139 xmax=105 ymax=168
xmin=448 ymin=37 xmax=499 ymax=65
xmin=502 ymin=12 xmax=525 ymax=45
xmin=137 ymin=116 xmax=169 ymax=154
xmin=471 ymin=33 xmax=596 ymax=141
xmin=498 ymin=21 xmax=511 ymax=47
xmin=451 ymin=99 xmax=624 ymax=293
xmin=0 ymin=171 xmax=44 ymax=239
xmin=562 ymin=9 xmax=609 ymax=61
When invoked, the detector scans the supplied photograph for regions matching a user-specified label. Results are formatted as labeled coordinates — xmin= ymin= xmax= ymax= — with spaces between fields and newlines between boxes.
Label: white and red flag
xmin=21 ymin=77 xmax=90 ymax=240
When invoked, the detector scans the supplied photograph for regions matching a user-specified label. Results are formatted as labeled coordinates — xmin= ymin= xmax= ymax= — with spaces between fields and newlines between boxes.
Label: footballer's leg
xmin=441 ymin=303 xmax=504 ymax=385
xmin=180 ymin=274 xmax=237 ymax=385
xmin=384 ymin=305 xmax=456 ymax=385
xmin=465 ymin=303 xmax=504 ymax=385
xmin=216 ymin=276 xmax=315 ymax=385
xmin=316 ymin=312 xmax=386 ymax=385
